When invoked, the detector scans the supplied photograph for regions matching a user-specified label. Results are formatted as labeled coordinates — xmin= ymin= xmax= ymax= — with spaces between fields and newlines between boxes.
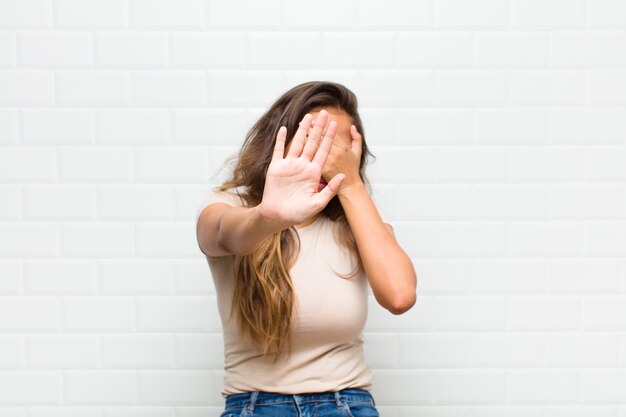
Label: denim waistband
xmin=225 ymin=387 xmax=374 ymax=409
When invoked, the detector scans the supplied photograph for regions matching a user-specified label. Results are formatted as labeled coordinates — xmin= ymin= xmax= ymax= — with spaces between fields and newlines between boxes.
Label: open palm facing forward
xmin=258 ymin=109 xmax=346 ymax=228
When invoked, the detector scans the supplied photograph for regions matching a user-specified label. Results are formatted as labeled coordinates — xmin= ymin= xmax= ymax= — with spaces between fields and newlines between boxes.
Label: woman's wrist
xmin=253 ymin=203 xmax=289 ymax=234
xmin=337 ymin=177 xmax=365 ymax=199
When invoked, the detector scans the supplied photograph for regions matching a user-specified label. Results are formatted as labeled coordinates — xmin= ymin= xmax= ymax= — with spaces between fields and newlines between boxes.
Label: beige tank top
xmin=195 ymin=189 xmax=387 ymax=398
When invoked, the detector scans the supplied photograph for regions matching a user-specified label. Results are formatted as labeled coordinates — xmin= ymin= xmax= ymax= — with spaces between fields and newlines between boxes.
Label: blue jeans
xmin=220 ymin=387 xmax=380 ymax=417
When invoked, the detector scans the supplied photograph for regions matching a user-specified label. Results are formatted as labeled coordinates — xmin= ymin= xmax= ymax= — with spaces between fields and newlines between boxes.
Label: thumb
xmin=313 ymin=173 xmax=345 ymax=207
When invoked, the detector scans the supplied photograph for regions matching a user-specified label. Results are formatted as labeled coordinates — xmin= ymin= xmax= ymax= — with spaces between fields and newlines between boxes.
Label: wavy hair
xmin=215 ymin=81 xmax=375 ymax=362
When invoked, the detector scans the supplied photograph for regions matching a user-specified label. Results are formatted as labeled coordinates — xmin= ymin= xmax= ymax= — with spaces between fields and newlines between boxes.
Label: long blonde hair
xmin=216 ymin=81 xmax=375 ymax=362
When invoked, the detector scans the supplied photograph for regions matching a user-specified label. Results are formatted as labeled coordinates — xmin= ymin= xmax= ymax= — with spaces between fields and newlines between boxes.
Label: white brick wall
xmin=0 ymin=0 xmax=625 ymax=415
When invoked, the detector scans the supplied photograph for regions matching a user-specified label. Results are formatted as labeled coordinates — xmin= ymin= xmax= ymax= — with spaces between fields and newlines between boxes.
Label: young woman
xmin=195 ymin=81 xmax=417 ymax=417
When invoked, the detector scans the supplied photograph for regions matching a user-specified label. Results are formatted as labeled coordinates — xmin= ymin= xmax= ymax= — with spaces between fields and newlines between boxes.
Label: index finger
xmin=271 ymin=126 xmax=287 ymax=162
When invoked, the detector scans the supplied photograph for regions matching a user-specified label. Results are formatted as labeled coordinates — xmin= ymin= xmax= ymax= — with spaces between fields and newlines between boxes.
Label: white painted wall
xmin=1 ymin=0 xmax=626 ymax=415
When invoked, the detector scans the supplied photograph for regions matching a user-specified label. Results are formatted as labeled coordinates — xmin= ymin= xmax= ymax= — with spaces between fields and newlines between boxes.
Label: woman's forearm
xmin=217 ymin=205 xmax=286 ymax=256
xmin=338 ymin=182 xmax=417 ymax=314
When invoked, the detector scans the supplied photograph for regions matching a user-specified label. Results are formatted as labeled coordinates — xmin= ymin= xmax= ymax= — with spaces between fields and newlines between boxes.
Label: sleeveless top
xmin=195 ymin=189 xmax=388 ymax=398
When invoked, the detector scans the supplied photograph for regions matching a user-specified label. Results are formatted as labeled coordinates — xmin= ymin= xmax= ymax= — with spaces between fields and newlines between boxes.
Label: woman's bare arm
xmin=338 ymin=182 xmax=417 ymax=315
xmin=197 ymin=203 xmax=285 ymax=257
xmin=318 ymin=119 xmax=416 ymax=315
